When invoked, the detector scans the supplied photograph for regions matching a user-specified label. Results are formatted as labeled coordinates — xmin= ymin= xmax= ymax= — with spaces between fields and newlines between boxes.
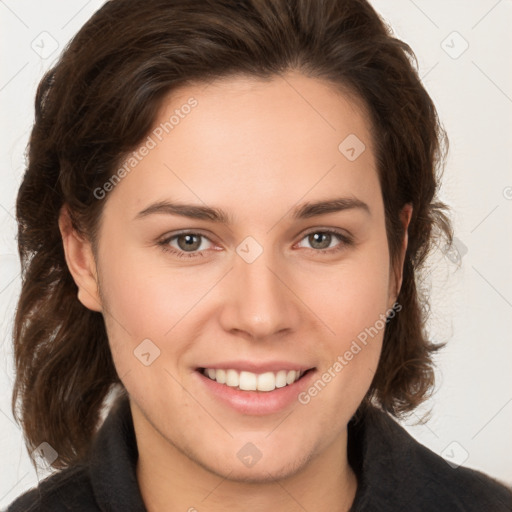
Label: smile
xmin=200 ymin=368 xmax=306 ymax=392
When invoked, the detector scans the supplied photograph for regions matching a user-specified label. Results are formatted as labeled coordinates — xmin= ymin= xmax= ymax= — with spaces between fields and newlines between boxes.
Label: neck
xmin=134 ymin=409 xmax=358 ymax=512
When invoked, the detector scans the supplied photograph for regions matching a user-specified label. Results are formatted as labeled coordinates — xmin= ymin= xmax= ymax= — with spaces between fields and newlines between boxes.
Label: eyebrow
xmin=134 ymin=196 xmax=370 ymax=223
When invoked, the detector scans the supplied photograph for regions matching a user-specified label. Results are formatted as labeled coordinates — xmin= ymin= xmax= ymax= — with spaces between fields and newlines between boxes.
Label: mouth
xmin=198 ymin=367 xmax=313 ymax=392
xmin=194 ymin=360 xmax=317 ymax=415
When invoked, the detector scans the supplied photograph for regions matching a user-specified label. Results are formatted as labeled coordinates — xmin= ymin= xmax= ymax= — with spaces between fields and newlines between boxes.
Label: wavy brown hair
xmin=13 ymin=0 xmax=451 ymax=470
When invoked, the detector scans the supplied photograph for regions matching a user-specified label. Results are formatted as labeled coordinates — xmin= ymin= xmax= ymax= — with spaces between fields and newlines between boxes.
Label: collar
xmin=88 ymin=395 xmax=147 ymax=511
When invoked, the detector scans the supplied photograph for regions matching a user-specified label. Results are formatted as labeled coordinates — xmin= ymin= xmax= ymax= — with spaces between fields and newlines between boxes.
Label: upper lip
xmin=196 ymin=360 xmax=316 ymax=373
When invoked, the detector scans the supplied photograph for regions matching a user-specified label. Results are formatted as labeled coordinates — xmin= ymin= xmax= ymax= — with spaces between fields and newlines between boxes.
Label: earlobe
xmin=58 ymin=206 xmax=102 ymax=312
xmin=390 ymin=203 xmax=413 ymax=305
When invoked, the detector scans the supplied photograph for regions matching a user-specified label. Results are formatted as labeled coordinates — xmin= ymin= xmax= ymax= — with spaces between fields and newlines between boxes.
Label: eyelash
xmin=157 ymin=229 xmax=353 ymax=259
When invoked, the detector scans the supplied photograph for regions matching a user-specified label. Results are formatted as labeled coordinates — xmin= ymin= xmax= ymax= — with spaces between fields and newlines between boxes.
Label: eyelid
xmin=294 ymin=227 xmax=353 ymax=250
xmin=300 ymin=226 xmax=352 ymax=240
xmin=157 ymin=226 xmax=353 ymax=259
xmin=157 ymin=230 xmax=217 ymax=255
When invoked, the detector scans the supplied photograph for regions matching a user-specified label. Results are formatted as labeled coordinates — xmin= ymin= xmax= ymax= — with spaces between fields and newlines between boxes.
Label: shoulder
xmin=6 ymin=394 xmax=145 ymax=512
xmin=409 ymin=437 xmax=512 ymax=510
xmin=352 ymin=406 xmax=512 ymax=511
xmin=6 ymin=464 xmax=99 ymax=512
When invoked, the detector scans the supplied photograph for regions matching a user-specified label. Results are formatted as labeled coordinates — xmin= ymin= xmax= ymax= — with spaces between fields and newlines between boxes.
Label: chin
xmin=208 ymin=454 xmax=313 ymax=484
xmin=184 ymin=436 xmax=317 ymax=483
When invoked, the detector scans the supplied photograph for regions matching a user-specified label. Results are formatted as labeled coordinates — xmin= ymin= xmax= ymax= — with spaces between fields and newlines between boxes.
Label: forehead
xmin=105 ymin=71 xmax=380 ymax=221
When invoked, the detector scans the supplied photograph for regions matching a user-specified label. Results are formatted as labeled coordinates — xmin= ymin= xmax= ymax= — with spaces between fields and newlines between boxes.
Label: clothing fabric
xmin=7 ymin=395 xmax=512 ymax=511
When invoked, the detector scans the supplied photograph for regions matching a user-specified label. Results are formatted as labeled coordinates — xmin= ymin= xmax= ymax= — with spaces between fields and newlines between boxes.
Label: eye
xmin=158 ymin=228 xmax=352 ymax=260
xmin=158 ymin=232 xmax=214 ymax=259
xmin=296 ymin=229 xmax=352 ymax=255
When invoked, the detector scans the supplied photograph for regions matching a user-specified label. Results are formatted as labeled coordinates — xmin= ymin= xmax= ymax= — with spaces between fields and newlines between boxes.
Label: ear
xmin=58 ymin=205 xmax=103 ymax=312
xmin=389 ymin=203 xmax=413 ymax=306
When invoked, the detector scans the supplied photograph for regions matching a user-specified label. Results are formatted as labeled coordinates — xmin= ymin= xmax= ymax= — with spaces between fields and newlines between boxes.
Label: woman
xmin=7 ymin=0 xmax=512 ymax=510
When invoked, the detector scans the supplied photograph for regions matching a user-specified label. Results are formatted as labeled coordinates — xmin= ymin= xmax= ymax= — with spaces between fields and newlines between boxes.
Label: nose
xmin=219 ymin=246 xmax=301 ymax=341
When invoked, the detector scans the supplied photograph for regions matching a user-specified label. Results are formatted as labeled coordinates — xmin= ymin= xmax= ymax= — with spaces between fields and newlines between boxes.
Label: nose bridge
xmin=222 ymin=237 xmax=299 ymax=338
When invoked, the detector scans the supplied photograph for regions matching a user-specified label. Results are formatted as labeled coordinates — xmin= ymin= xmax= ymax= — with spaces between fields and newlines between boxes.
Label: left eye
xmin=161 ymin=232 xmax=213 ymax=257
xmin=297 ymin=230 xmax=346 ymax=251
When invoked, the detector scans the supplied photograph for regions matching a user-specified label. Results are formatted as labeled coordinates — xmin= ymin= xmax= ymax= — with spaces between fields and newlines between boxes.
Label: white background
xmin=1 ymin=0 xmax=511 ymax=507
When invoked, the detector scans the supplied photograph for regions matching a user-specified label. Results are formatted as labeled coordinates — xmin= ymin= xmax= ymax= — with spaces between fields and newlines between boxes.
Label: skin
xmin=60 ymin=71 xmax=411 ymax=512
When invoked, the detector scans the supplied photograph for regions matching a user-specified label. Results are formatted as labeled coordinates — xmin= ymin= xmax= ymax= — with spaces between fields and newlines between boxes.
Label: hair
xmin=13 ymin=0 xmax=452 ymax=470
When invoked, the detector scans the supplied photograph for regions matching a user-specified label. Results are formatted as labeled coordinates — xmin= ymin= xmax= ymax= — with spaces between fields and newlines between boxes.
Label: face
xmin=69 ymin=71 xmax=404 ymax=482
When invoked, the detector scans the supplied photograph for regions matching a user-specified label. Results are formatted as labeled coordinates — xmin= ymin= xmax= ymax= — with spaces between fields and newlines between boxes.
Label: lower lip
xmin=195 ymin=369 xmax=316 ymax=415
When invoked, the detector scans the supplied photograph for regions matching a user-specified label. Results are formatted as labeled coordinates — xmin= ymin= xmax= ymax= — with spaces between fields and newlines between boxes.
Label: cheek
xmin=95 ymin=249 xmax=179 ymax=376
xmin=298 ymin=272 xmax=388 ymax=428
xmin=302 ymin=239 xmax=391 ymax=401
xmin=96 ymin=245 xmax=231 ymax=393
xmin=98 ymin=246 xmax=209 ymax=336
xmin=308 ymin=243 xmax=391 ymax=346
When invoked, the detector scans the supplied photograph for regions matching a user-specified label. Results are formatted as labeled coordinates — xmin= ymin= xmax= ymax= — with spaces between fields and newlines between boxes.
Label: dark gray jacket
xmin=7 ymin=396 xmax=512 ymax=511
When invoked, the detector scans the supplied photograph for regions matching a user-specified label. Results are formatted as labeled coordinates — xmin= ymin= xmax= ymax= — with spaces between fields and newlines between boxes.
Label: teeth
xmin=257 ymin=372 xmax=276 ymax=392
xmin=226 ymin=369 xmax=239 ymax=387
xmin=286 ymin=370 xmax=297 ymax=385
xmin=275 ymin=370 xmax=287 ymax=388
xmin=202 ymin=368 xmax=305 ymax=392
xmin=239 ymin=371 xmax=257 ymax=390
